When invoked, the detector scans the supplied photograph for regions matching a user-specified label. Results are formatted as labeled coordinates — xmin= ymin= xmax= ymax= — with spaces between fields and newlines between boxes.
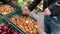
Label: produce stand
xmin=0 ymin=0 xmax=43 ymax=34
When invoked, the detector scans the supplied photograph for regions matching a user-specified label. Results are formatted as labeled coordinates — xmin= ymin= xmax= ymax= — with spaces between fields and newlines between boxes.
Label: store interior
xmin=0 ymin=0 xmax=43 ymax=34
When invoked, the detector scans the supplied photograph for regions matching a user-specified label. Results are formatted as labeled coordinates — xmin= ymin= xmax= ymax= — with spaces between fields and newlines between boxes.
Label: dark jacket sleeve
xmin=48 ymin=4 xmax=56 ymax=15
xmin=44 ymin=0 xmax=57 ymax=10
xmin=48 ymin=1 xmax=60 ymax=16
xmin=28 ymin=0 xmax=42 ymax=11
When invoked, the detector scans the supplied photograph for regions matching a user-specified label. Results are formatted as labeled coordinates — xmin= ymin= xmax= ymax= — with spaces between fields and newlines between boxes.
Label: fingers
xmin=43 ymin=8 xmax=51 ymax=16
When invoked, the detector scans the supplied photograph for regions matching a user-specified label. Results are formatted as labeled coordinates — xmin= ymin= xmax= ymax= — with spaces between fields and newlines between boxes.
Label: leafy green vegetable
xmin=25 ymin=0 xmax=34 ymax=2
xmin=17 ymin=0 xmax=34 ymax=7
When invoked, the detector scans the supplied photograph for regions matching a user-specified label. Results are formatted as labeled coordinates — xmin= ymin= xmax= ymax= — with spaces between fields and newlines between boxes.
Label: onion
xmin=13 ymin=31 xmax=20 ymax=34
xmin=0 ymin=30 xmax=2 ymax=33
xmin=0 ymin=26 xmax=2 ymax=30
xmin=1 ymin=31 xmax=8 ymax=34
xmin=3 ymin=25 xmax=9 ymax=31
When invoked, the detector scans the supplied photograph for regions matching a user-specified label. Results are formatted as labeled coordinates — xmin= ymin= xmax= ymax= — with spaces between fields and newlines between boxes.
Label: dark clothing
xmin=44 ymin=0 xmax=60 ymax=16
xmin=44 ymin=0 xmax=60 ymax=34
xmin=45 ymin=16 xmax=60 ymax=34
xmin=28 ymin=0 xmax=42 ymax=11
xmin=44 ymin=0 xmax=57 ymax=9
xmin=48 ymin=1 xmax=60 ymax=16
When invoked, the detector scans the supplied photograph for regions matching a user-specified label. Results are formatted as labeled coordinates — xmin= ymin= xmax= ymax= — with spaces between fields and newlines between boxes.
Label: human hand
xmin=22 ymin=8 xmax=30 ymax=14
xmin=43 ymin=8 xmax=51 ymax=16
xmin=22 ymin=7 xmax=30 ymax=14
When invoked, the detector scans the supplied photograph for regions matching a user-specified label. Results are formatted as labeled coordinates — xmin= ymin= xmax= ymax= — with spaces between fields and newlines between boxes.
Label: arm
xmin=23 ymin=0 xmax=42 ymax=14
xmin=48 ymin=1 xmax=60 ymax=16
xmin=44 ymin=1 xmax=60 ymax=16
xmin=28 ymin=0 xmax=42 ymax=11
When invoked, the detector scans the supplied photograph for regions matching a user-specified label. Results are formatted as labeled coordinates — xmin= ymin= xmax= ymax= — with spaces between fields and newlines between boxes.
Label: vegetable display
xmin=11 ymin=16 xmax=37 ymax=34
xmin=0 ymin=4 xmax=15 ymax=15
xmin=17 ymin=0 xmax=34 ymax=7
xmin=0 ymin=24 xmax=21 ymax=34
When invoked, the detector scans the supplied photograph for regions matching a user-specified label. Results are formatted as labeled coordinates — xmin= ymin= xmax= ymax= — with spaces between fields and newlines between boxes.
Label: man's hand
xmin=22 ymin=7 xmax=30 ymax=14
xmin=43 ymin=8 xmax=51 ymax=16
xmin=23 ymin=9 xmax=30 ymax=14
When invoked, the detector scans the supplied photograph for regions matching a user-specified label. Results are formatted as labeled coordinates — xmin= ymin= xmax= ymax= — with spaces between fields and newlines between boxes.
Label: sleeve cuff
xmin=48 ymin=4 xmax=56 ymax=15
